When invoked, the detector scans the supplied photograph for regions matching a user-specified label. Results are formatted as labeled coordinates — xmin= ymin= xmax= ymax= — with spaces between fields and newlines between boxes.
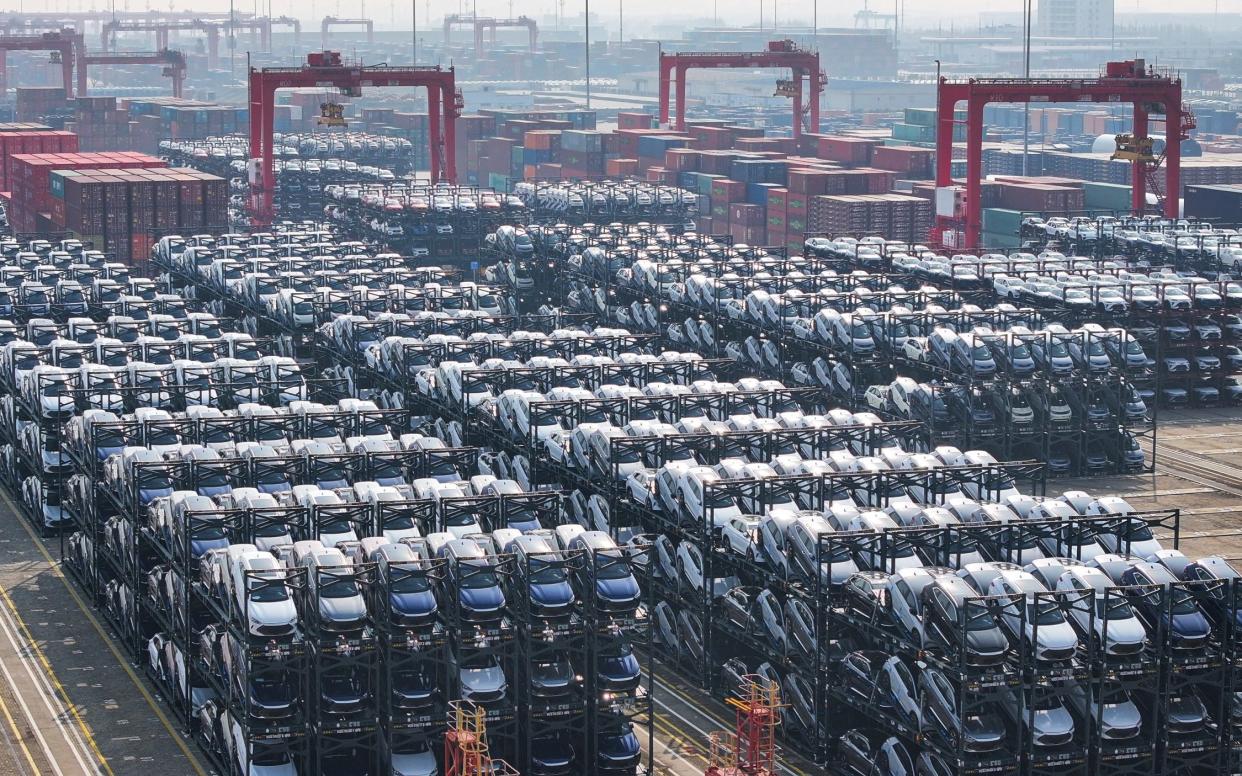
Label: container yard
xmin=1 ymin=5 xmax=1242 ymax=776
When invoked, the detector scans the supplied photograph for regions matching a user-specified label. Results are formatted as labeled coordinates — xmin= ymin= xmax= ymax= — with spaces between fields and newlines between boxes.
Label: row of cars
xmin=511 ymin=221 xmax=1228 ymax=771
xmin=152 ymin=230 xmax=655 ymax=774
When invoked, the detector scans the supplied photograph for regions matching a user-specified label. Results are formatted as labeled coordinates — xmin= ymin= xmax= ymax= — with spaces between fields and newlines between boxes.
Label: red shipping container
xmin=711 ymin=179 xmax=747 ymax=204
xmin=664 ymin=148 xmax=700 ymax=172
xmin=817 ymin=136 xmax=878 ymax=165
xmin=606 ymin=158 xmax=638 ymax=177
xmin=729 ymin=203 xmax=764 ymax=226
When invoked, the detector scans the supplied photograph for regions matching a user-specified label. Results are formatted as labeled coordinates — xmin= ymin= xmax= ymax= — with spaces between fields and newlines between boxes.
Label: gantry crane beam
xmin=0 ymin=30 xmax=79 ymax=98
xmin=223 ymin=18 xmax=272 ymax=52
xmin=102 ymin=19 xmax=218 ymax=70
xmin=77 ymin=49 xmax=186 ymax=98
xmin=441 ymin=14 xmax=537 ymax=56
xmin=247 ymin=51 xmax=460 ymax=224
xmin=320 ymin=17 xmax=374 ymax=48
xmin=934 ymin=59 xmax=1191 ymax=249
xmin=269 ymin=16 xmax=301 ymax=46
xmin=658 ymin=40 xmax=823 ymax=138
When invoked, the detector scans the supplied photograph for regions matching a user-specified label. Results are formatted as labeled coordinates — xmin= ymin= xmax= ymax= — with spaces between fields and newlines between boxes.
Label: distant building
xmin=1037 ymin=0 xmax=1114 ymax=39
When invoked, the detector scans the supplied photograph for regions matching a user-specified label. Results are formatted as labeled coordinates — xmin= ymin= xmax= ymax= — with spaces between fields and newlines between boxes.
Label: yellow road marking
xmin=0 ymin=488 xmax=210 ymax=776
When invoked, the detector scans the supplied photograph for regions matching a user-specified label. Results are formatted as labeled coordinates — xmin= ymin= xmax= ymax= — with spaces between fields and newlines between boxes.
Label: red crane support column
xmin=442 ymin=84 xmax=457 ymax=182
xmin=657 ymin=57 xmax=671 ymax=127
xmin=428 ymin=82 xmax=441 ymax=184
xmin=1132 ymin=103 xmax=1148 ymax=214
xmin=1164 ymin=97 xmax=1181 ymax=218
xmin=792 ymin=71 xmax=803 ymax=137
xmin=674 ymin=64 xmax=687 ymax=132
xmin=965 ymin=95 xmax=986 ymax=249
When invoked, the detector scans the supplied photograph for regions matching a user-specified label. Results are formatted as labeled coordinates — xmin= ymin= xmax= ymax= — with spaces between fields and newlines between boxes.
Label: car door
xmin=891 ymin=578 xmax=921 ymax=641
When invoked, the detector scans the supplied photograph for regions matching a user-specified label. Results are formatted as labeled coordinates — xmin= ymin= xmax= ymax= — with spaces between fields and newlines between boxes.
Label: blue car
xmin=1121 ymin=562 xmax=1212 ymax=651
xmin=597 ymin=722 xmax=641 ymax=774
xmin=571 ymin=531 xmax=641 ymax=615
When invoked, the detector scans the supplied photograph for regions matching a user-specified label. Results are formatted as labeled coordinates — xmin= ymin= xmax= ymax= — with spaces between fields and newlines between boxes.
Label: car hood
xmin=1031 ymin=704 xmax=1076 ymax=736
xmin=1038 ymin=620 xmax=1078 ymax=650
xmin=530 ymin=581 xmax=575 ymax=607
xmin=320 ymin=595 xmax=367 ymax=622
xmin=390 ymin=751 xmax=438 ymax=776
xmin=965 ymin=626 xmax=1010 ymax=657
xmin=460 ymin=664 xmax=506 ymax=694
xmin=248 ymin=598 xmax=297 ymax=627
xmin=1099 ymin=699 xmax=1143 ymax=731
xmin=391 ymin=590 xmax=437 ymax=617
xmin=597 ymin=575 xmax=641 ymax=602
xmin=1171 ymin=610 xmax=1212 ymax=638
xmin=600 ymin=651 xmax=641 ymax=681
xmin=459 ymin=585 xmax=505 ymax=613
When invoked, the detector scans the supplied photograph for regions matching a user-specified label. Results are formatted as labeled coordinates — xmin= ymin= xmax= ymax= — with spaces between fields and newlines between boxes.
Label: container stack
xmin=64 ymin=97 xmax=134 ymax=151
xmin=15 ymin=87 xmax=70 ymax=123
xmin=807 ymin=193 xmax=932 ymax=242
xmin=51 ymin=167 xmax=226 ymax=262
xmin=0 ymin=128 xmax=78 ymax=192
xmin=6 ymin=151 xmax=165 ymax=234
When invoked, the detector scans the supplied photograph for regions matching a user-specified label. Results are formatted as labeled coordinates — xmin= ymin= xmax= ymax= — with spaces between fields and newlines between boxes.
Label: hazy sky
xmin=27 ymin=0 xmax=1235 ymax=28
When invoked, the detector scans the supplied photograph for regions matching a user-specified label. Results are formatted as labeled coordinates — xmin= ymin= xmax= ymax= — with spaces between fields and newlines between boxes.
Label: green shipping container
xmin=981 ymin=208 xmax=1024 ymax=235
xmin=981 ymin=230 xmax=1022 ymax=249
xmin=1082 ymin=182 xmax=1132 ymax=211
xmin=904 ymin=107 xmax=966 ymax=127
xmin=488 ymin=173 xmax=510 ymax=191
xmin=697 ymin=173 xmax=723 ymax=195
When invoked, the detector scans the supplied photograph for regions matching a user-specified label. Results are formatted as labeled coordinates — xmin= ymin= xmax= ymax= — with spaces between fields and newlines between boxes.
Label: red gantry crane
xmin=659 ymin=40 xmax=824 ymax=138
xmin=0 ymin=29 xmax=79 ymax=98
xmin=77 ymin=48 xmax=186 ymax=98
xmin=321 ymin=16 xmax=374 ymax=48
xmin=934 ymin=59 xmax=1194 ymax=249
xmin=247 ymin=51 xmax=461 ymax=224
xmin=444 ymin=701 xmax=519 ymax=776
xmin=705 ymin=675 xmax=783 ymax=776
xmin=442 ymin=14 xmax=538 ymax=56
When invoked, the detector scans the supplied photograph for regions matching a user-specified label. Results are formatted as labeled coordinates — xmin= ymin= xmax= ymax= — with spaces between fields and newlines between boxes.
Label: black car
xmin=843 ymin=571 xmax=895 ymax=626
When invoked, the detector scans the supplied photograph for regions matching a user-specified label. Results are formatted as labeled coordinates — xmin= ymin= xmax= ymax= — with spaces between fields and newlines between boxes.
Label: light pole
xmin=411 ymin=0 xmax=416 ymax=62
xmin=1022 ymin=0 xmax=1032 ymax=176
xmin=585 ymin=0 xmax=590 ymax=108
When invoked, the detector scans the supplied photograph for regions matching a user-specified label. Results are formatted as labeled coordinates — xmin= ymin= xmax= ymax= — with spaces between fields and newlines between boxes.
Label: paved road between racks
xmin=0 ymin=488 xmax=209 ymax=776
xmin=646 ymin=656 xmax=817 ymax=776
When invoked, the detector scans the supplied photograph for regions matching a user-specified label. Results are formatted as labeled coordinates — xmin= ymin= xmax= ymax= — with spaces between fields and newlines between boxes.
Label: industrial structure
xmin=0 ymin=29 xmax=78 ymax=97
xmin=76 ymin=49 xmax=187 ymax=98
xmin=933 ymin=60 xmax=1193 ymax=249
xmin=442 ymin=14 xmax=539 ymax=56
xmin=321 ymin=17 xmax=374 ymax=47
xmin=658 ymin=40 xmax=824 ymax=138
xmin=247 ymin=51 xmax=460 ymax=224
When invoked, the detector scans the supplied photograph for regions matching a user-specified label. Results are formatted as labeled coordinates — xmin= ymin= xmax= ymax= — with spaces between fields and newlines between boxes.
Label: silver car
xmin=1055 ymin=566 xmax=1148 ymax=656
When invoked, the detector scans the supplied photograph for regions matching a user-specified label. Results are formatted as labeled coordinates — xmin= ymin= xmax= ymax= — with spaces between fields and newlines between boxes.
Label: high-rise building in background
xmin=1038 ymin=0 xmax=1115 ymax=38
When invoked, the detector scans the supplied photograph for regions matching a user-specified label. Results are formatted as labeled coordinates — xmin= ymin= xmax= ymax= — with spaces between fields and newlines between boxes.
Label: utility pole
xmin=1022 ymin=0 xmax=1031 ymax=176
xmin=585 ymin=0 xmax=591 ymax=108
xmin=411 ymin=0 xmax=416 ymax=62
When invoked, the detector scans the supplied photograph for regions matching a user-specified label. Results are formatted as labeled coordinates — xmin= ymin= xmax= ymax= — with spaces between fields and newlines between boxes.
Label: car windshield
xmin=1170 ymin=589 xmax=1199 ymax=615
xmin=1048 ymin=341 xmax=1069 ymax=358
xmin=1087 ymin=341 xmax=1106 ymax=356
xmin=529 ymin=558 xmax=567 ymax=584
xmin=964 ymin=600 xmax=1001 ymax=631
xmin=1096 ymin=597 xmax=1134 ymax=620
xmin=319 ymin=573 xmax=359 ymax=598
xmin=250 ymin=576 xmax=290 ymax=602
xmin=1126 ymin=341 xmax=1144 ymax=355
xmin=596 ymin=551 xmax=634 ymax=580
xmin=461 ymin=561 xmax=498 ymax=589
xmin=971 ymin=345 xmax=990 ymax=360
xmin=1028 ymin=600 xmax=1066 ymax=626
xmin=1011 ymin=344 xmax=1030 ymax=359
xmin=392 ymin=570 xmax=431 ymax=594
